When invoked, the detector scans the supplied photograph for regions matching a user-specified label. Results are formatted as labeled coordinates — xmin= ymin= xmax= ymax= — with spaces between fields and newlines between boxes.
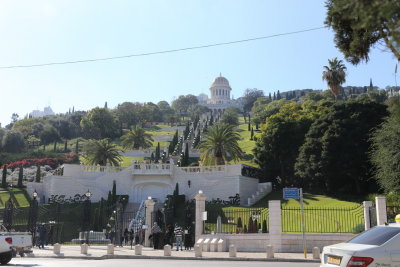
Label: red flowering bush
xmin=6 ymin=158 xmax=61 ymax=169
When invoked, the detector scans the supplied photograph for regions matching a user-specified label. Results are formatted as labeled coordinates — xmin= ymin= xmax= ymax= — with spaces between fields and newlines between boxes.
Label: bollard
xmin=53 ymin=243 xmax=61 ymax=254
xmin=266 ymin=245 xmax=274 ymax=258
xmin=229 ymin=244 xmax=236 ymax=258
xmin=164 ymin=244 xmax=171 ymax=256
xmin=80 ymin=243 xmax=88 ymax=254
xmin=194 ymin=244 xmax=202 ymax=257
xmin=135 ymin=245 xmax=142 ymax=255
xmin=313 ymin=247 xmax=320 ymax=259
xmin=107 ymin=244 xmax=114 ymax=255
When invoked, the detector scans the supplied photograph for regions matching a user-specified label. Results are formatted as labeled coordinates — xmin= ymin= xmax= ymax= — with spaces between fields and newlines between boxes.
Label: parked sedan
xmin=320 ymin=223 xmax=400 ymax=267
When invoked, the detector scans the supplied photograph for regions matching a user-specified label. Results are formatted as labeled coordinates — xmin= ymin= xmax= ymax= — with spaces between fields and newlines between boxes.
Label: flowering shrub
xmin=6 ymin=158 xmax=61 ymax=169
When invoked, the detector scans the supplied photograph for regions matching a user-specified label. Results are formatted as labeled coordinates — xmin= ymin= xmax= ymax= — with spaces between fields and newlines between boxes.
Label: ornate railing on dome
xmin=81 ymin=165 xmax=124 ymax=173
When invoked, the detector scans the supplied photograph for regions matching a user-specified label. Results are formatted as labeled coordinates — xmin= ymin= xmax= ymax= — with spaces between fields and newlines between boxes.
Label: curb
xmin=26 ymin=254 xmax=320 ymax=263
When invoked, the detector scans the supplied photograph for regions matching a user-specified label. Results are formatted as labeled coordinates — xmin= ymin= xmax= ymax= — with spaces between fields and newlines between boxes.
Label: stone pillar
xmin=80 ymin=243 xmax=88 ymax=254
xmin=144 ymin=198 xmax=155 ymax=247
xmin=135 ymin=245 xmax=142 ymax=255
xmin=107 ymin=244 xmax=114 ymax=255
xmin=376 ymin=196 xmax=387 ymax=226
xmin=164 ymin=244 xmax=171 ymax=256
xmin=363 ymin=201 xmax=373 ymax=230
xmin=268 ymin=200 xmax=282 ymax=252
xmin=195 ymin=191 xmax=206 ymax=242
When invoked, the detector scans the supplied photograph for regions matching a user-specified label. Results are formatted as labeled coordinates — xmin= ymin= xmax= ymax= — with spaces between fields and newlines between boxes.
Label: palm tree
xmin=120 ymin=125 xmax=153 ymax=150
xmin=199 ymin=123 xmax=244 ymax=165
xmin=322 ymin=57 xmax=347 ymax=99
xmin=83 ymin=139 xmax=122 ymax=166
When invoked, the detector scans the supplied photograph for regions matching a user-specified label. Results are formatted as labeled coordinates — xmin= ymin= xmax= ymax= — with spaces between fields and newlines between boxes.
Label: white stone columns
xmin=195 ymin=191 xmax=206 ymax=242
xmin=376 ymin=196 xmax=387 ymax=226
xmin=363 ymin=201 xmax=373 ymax=230
xmin=144 ymin=198 xmax=155 ymax=247
xmin=268 ymin=200 xmax=282 ymax=252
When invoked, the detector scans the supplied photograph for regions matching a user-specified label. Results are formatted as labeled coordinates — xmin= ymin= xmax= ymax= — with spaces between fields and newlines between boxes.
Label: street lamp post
xmin=82 ymin=190 xmax=92 ymax=245
xmin=27 ymin=190 xmax=39 ymax=247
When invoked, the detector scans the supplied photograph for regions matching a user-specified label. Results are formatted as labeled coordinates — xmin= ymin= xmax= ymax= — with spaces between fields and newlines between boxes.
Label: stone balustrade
xmin=81 ymin=165 xmax=124 ymax=173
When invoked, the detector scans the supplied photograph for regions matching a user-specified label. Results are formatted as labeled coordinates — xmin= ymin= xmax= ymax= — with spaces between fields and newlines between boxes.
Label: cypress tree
xmin=112 ymin=180 xmax=116 ymax=204
xmin=53 ymin=141 xmax=57 ymax=152
xmin=151 ymin=152 xmax=155 ymax=162
xmin=156 ymin=142 xmax=161 ymax=161
xmin=184 ymin=144 xmax=189 ymax=166
xmin=250 ymin=127 xmax=254 ymax=140
xmin=99 ymin=198 xmax=105 ymax=230
xmin=2 ymin=165 xmax=7 ymax=188
xmin=248 ymin=123 xmax=251 ymax=131
xmin=64 ymin=140 xmax=68 ymax=152
xmin=35 ymin=165 xmax=41 ymax=183
xmin=18 ymin=166 xmax=23 ymax=188
xmin=75 ymin=140 xmax=79 ymax=153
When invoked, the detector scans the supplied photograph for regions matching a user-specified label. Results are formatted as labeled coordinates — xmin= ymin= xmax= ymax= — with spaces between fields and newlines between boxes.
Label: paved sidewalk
xmin=24 ymin=245 xmax=320 ymax=263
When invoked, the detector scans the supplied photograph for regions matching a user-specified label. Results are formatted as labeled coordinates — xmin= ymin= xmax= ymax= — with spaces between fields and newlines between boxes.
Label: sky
xmin=0 ymin=0 xmax=398 ymax=126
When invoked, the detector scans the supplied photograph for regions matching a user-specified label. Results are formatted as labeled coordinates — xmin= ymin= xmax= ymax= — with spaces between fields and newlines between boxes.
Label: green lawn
xmin=205 ymin=191 xmax=364 ymax=234
xmin=0 ymin=188 xmax=30 ymax=208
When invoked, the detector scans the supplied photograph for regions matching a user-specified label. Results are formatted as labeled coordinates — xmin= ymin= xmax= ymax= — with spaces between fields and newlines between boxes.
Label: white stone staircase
xmin=246 ymin=182 xmax=272 ymax=206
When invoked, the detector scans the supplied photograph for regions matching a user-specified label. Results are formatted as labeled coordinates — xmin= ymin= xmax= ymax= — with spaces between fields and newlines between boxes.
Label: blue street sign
xmin=283 ymin=188 xmax=300 ymax=199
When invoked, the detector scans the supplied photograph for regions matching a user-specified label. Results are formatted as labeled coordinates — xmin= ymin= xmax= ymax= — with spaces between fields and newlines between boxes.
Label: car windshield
xmin=348 ymin=226 xmax=400 ymax=246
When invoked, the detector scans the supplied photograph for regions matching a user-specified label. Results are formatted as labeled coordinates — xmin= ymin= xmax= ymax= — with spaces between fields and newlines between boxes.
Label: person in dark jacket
xmin=38 ymin=224 xmax=47 ymax=249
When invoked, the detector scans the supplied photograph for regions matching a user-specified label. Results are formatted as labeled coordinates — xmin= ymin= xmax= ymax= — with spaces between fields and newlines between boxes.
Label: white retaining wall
xmin=27 ymin=164 xmax=265 ymax=205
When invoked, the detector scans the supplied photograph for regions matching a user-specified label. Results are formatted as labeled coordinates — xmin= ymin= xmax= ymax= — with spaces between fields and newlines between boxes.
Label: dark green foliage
xmin=150 ymin=152 xmax=155 ymax=162
xmin=295 ymin=100 xmax=388 ymax=194
xmin=35 ymin=165 xmax=41 ymax=183
xmin=248 ymin=123 xmax=251 ymax=131
xmin=371 ymin=108 xmax=400 ymax=193
xmin=220 ymin=107 xmax=239 ymax=125
xmin=112 ymin=180 xmax=117 ymax=204
xmin=325 ymin=0 xmax=400 ymax=64
xmin=64 ymin=140 xmax=67 ymax=152
xmin=80 ymin=107 xmax=119 ymax=139
xmin=75 ymin=140 xmax=79 ymax=153
xmin=250 ymin=127 xmax=254 ymax=141
xmin=254 ymin=102 xmax=315 ymax=185
xmin=183 ymin=122 xmax=190 ymax=140
xmin=18 ymin=166 xmax=23 ymax=188
xmin=192 ymin=129 xmax=201 ymax=148
xmin=262 ymin=220 xmax=267 ymax=233
xmin=155 ymin=142 xmax=161 ymax=162
xmin=2 ymin=130 xmax=25 ymax=153
xmin=53 ymin=141 xmax=57 ymax=152
xmin=242 ymin=88 xmax=264 ymax=113
xmin=248 ymin=217 xmax=254 ymax=233
xmin=174 ymin=183 xmax=179 ymax=196
xmin=2 ymin=165 xmax=7 ymax=188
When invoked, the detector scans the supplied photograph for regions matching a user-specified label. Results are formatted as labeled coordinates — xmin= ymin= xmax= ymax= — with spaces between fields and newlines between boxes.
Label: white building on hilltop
xmin=30 ymin=106 xmax=55 ymax=118
xmin=197 ymin=74 xmax=242 ymax=114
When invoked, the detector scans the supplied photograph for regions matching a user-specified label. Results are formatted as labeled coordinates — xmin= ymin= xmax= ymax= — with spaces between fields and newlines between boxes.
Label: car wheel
xmin=0 ymin=251 xmax=12 ymax=265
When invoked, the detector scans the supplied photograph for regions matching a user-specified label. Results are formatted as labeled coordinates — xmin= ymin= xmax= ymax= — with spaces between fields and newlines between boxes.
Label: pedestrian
xmin=124 ymin=228 xmax=129 ymax=246
xmin=38 ymin=224 xmax=47 ymax=249
xmin=174 ymin=223 xmax=183 ymax=251
xmin=164 ymin=224 xmax=174 ymax=248
xmin=184 ymin=226 xmax=192 ymax=250
xmin=109 ymin=230 xmax=115 ymax=245
xmin=151 ymin=222 xmax=162 ymax=249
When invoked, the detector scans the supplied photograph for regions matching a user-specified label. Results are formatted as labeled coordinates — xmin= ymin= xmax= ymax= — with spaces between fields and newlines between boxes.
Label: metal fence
xmin=386 ymin=205 xmax=400 ymax=223
xmin=204 ymin=207 xmax=269 ymax=234
xmin=281 ymin=205 xmax=364 ymax=233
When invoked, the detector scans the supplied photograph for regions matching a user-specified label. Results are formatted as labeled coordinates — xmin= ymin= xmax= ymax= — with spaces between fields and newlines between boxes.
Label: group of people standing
xmin=150 ymin=222 xmax=193 ymax=250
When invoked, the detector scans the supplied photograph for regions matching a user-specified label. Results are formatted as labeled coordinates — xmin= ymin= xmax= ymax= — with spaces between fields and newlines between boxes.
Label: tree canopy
xmin=83 ymin=138 xmax=122 ymax=166
xmin=325 ymin=0 xmax=400 ymax=64
xmin=199 ymin=123 xmax=243 ymax=165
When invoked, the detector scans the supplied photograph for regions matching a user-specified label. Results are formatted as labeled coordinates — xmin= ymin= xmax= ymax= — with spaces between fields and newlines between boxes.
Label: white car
xmin=320 ymin=223 xmax=400 ymax=267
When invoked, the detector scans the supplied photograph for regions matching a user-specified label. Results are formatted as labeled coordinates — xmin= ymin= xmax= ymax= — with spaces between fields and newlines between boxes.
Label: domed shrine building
xmin=197 ymin=74 xmax=242 ymax=114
